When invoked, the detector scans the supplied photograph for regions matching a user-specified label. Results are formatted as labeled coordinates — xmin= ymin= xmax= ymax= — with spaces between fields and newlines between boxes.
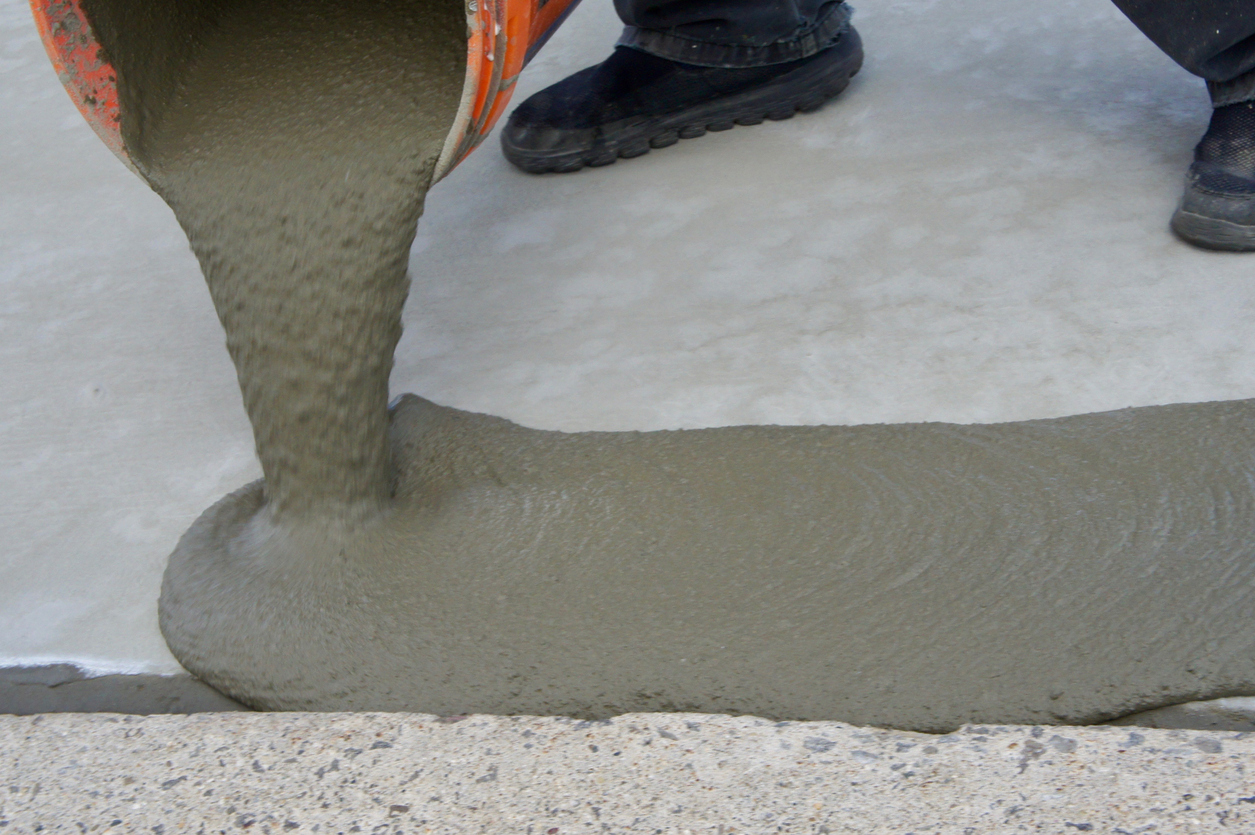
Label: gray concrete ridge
xmin=3 ymin=712 xmax=1254 ymax=833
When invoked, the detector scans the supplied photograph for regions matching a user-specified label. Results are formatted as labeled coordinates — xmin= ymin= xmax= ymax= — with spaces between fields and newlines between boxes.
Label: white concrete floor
xmin=2 ymin=0 xmax=1254 ymax=677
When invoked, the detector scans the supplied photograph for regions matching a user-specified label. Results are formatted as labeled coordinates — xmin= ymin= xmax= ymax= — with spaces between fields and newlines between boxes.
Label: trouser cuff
xmin=617 ymin=3 xmax=852 ymax=68
xmin=1209 ymin=66 xmax=1255 ymax=107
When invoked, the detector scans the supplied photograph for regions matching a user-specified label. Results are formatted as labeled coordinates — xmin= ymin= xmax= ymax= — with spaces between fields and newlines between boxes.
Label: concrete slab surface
xmin=4 ymin=712 xmax=1255 ymax=833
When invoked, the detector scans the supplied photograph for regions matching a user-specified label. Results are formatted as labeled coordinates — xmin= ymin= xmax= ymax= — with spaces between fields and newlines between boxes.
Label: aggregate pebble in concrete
xmin=2 ymin=713 xmax=1253 ymax=833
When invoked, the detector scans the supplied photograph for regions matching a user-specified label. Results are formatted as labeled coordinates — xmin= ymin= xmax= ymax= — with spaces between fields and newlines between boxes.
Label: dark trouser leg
xmin=1110 ymin=0 xmax=1255 ymax=104
xmin=1115 ymin=2 xmax=1255 ymax=248
xmin=614 ymin=0 xmax=851 ymax=67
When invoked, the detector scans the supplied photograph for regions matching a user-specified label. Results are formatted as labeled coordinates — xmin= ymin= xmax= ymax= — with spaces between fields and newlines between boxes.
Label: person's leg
xmin=500 ymin=0 xmax=861 ymax=173
xmin=1109 ymin=1 xmax=1255 ymax=93
xmin=1112 ymin=0 xmax=1255 ymax=250
xmin=614 ymin=0 xmax=850 ymax=67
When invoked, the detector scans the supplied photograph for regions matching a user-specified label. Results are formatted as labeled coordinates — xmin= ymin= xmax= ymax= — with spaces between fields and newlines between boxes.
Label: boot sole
xmin=1171 ymin=208 xmax=1255 ymax=252
xmin=503 ymin=33 xmax=864 ymax=175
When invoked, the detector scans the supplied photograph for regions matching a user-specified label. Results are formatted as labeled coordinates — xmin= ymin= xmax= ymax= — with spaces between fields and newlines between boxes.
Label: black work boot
xmin=501 ymin=26 xmax=863 ymax=174
xmin=1171 ymin=101 xmax=1255 ymax=251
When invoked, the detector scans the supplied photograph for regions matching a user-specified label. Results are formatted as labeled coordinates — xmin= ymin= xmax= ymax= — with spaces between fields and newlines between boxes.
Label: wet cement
xmin=80 ymin=0 xmax=1255 ymax=731
xmin=0 ymin=665 xmax=249 ymax=715
xmin=80 ymin=0 xmax=468 ymax=522
xmin=160 ymin=395 xmax=1255 ymax=731
xmin=2 ymin=662 xmax=1252 ymax=730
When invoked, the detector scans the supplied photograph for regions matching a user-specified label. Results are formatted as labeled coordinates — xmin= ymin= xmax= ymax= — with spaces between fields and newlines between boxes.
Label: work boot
xmin=1171 ymin=100 xmax=1255 ymax=251
xmin=501 ymin=26 xmax=863 ymax=174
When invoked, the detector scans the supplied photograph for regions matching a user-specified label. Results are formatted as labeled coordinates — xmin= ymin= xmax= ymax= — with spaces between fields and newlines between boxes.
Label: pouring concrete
xmin=12 ymin=0 xmax=1255 ymax=730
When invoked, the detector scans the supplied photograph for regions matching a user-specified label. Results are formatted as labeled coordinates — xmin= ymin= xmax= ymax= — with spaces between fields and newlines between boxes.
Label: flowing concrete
xmin=158 ymin=395 xmax=1255 ymax=729
xmin=4 ymin=712 xmax=1255 ymax=832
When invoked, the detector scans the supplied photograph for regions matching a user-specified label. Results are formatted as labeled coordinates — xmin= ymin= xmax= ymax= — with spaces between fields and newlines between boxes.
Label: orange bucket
xmin=28 ymin=0 xmax=582 ymax=181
